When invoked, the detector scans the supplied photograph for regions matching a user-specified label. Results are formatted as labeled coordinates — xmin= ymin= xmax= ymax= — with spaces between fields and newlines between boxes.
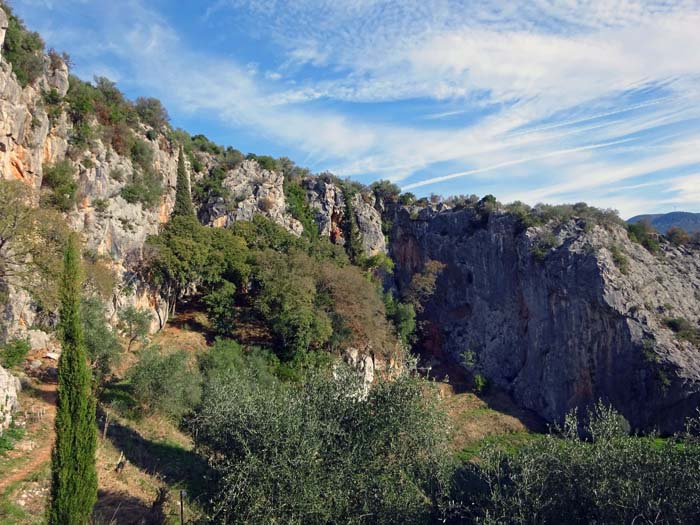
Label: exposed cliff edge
xmin=389 ymin=204 xmax=700 ymax=432
xmin=1 ymin=5 xmax=699 ymax=433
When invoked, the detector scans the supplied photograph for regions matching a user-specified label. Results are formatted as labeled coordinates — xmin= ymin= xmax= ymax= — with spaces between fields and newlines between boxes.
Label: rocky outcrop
xmin=200 ymin=160 xmax=303 ymax=235
xmin=390 ymin=205 xmax=700 ymax=432
xmin=303 ymin=178 xmax=386 ymax=255
xmin=199 ymin=166 xmax=387 ymax=255
xmin=0 ymin=8 xmax=177 ymax=336
xmin=0 ymin=365 xmax=20 ymax=433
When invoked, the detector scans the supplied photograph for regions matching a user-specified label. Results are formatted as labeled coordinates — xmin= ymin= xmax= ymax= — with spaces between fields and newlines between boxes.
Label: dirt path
xmin=0 ymin=382 xmax=57 ymax=493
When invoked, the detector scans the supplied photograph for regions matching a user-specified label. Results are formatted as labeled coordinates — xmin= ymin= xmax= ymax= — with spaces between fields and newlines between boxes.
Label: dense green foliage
xmin=41 ymin=160 xmax=77 ymax=211
xmin=143 ymin=211 xmax=395 ymax=362
xmin=1 ymin=2 xmax=45 ymax=87
xmin=383 ymin=291 xmax=417 ymax=347
xmin=144 ymin=215 xmax=250 ymax=315
xmin=190 ymin=365 xmax=452 ymax=524
xmin=119 ymin=168 xmax=162 ymax=208
xmin=627 ymin=221 xmax=661 ymax=253
xmin=284 ymin=178 xmax=318 ymax=239
xmin=0 ymin=337 xmax=30 ymax=368
xmin=49 ymin=235 xmax=97 ymax=525
xmin=117 ymin=306 xmax=152 ymax=352
xmin=340 ymin=183 xmax=366 ymax=263
xmin=134 ymin=96 xmax=169 ymax=129
xmin=370 ymin=179 xmax=401 ymax=202
xmin=193 ymin=165 xmax=229 ymax=203
xmin=0 ymin=179 xmax=71 ymax=310
xmin=127 ymin=346 xmax=201 ymax=419
xmin=450 ymin=404 xmax=700 ymax=524
xmin=245 ymin=153 xmax=278 ymax=171
xmin=250 ymin=247 xmax=396 ymax=358
xmin=172 ymin=148 xmax=194 ymax=218
xmin=81 ymin=297 xmax=122 ymax=389
xmin=0 ymin=423 xmax=25 ymax=454
xmin=202 ymin=280 xmax=238 ymax=336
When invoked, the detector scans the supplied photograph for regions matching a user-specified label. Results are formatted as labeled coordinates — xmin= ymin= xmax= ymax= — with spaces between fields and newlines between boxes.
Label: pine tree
xmin=172 ymin=148 xmax=194 ymax=218
xmin=49 ymin=234 xmax=97 ymax=525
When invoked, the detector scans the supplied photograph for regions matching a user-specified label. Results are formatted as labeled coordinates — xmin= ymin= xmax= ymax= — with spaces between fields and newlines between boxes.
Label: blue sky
xmin=11 ymin=0 xmax=700 ymax=217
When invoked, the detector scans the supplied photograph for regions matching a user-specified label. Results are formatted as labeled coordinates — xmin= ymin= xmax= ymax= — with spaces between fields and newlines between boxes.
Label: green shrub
xmin=0 ymin=337 xmax=30 ymax=368
xmin=531 ymin=232 xmax=558 ymax=261
xmin=117 ymin=306 xmax=152 ymax=352
xmin=203 ymin=281 xmax=237 ymax=337
xmin=134 ymin=97 xmax=169 ymax=129
xmin=246 ymin=153 xmax=278 ymax=171
xmin=610 ymin=245 xmax=629 ymax=275
xmin=667 ymin=226 xmax=691 ymax=247
xmin=193 ymin=165 xmax=229 ymax=202
xmin=92 ymin=198 xmax=108 ymax=214
xmin=0 ymin=424 xmax=25 ymax=455
xmin=109 ymin=167 xmax=125 ymax=182
xmin=120 ymin=169 xmax=162 ymax=208
xmin=341 ymin=183 xmax=365 ymax=263
xmin=627 ymin=221 xmax=660 ymax=254
xmin=473 ymin=373 xmax=488 ymax=393
xmin=399 ymin=192 xmax=416 ymax=206
xmin=2 ymin=5 xmax=45 ymax=87
xmin=190 ymin=154 xmax=204 ymax=173
xmin=384 ymin=291 xmax=416 ymax=347
xmin=41 ymin=160 xmax=77 ymax=211
xmin=664 ymin=317 xmax=700 ymax=346
xmin=127 ymin=346 xmax=201 ymax=419
xmin=129 ymin=138 xmax=154 ymax=172
xmin=370 ymin=179 xmax=401 ymax=201
xmin=81 ymin=297 xmax=122 ymax=388
xmin=189 ymin=365 xmax=452 ymax=524
xmin=450 ymin=403 xmax=700 ymax=524
xmin=191 ymin=134 xmax=223 ymax=155
xmin=284 ymin=178 xmax=318 ymax=239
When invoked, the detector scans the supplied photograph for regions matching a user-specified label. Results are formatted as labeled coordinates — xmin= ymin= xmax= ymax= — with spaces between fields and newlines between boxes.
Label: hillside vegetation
xmin=1 ymin=5 xmax=700 ymax=525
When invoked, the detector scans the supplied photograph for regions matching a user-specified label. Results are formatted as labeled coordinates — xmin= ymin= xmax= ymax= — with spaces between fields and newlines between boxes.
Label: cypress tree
xmin=341 ymin=184 xmax=364 ymax=264
xmin=172 ymin=148 xmax=194 ymax=218
xmin=49 ymin=234 xmax=97 ymax=525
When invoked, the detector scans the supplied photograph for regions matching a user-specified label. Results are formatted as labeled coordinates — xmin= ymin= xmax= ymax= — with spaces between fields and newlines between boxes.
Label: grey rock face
xmin=303 ymin=178 xmax=386 ymax=255
xmin=200 ymin=160 xmax=303 ymax=235
xmin=390 ymin=206 xmax=700 ymax=432
xmin=0 ymin=365 xmax=21 ymax=433
xmin=0 ymin=14 xmax=176 ymax=335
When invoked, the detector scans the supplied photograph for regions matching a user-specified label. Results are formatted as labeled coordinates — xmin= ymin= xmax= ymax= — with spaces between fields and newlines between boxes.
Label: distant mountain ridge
xmin=627 ymin=212 xmax=700 ymax=233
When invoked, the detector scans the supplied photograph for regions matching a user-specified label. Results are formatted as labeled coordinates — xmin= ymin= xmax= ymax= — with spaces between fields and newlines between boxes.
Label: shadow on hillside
xmin=98 ymin=408 xmax=212 ymax=509
xmin=94 ymin=489 xmax=162 ymax=525
xmin=21 ymin=382 xmax=57 ymax=406
xmin=427 ymin=357 xmax=547 ymax=433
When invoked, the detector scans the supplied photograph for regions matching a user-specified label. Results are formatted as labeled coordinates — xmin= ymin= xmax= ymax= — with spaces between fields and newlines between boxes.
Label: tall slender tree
xmin=49 ymin=234 xmax=97 ymax=525
xmin=172 ymin=148 xmax=194 ymax=218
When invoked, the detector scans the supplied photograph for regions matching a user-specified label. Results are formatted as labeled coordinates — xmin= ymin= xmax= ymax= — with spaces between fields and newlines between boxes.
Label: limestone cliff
xmin=0 ymin=364 xmax=20 ymax=433
xmin=390 ymin=204 xmax=700 ymax=432
xmin=2 ymin=5 xmax=698 ymax=434
xmin=0 ymin=3 xmax=387 ymax=356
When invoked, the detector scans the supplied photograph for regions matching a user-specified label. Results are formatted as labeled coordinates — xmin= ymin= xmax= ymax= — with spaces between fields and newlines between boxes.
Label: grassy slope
xmin=1 ymin=309 xmax=543 ymax=523
xmin=0 ymin=314 xmax=210 ymax=525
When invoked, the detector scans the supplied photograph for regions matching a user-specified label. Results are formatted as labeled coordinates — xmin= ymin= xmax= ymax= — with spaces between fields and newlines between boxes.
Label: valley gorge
xmin=1 ymin=1 xmax=700 ymax=440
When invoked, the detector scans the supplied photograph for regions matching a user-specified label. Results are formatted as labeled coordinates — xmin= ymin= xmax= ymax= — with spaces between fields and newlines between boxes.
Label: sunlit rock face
xmin=390 ymin=204 xmax=700 ymax=433
xmin=0 ymin=364 xmax=21 ymax=433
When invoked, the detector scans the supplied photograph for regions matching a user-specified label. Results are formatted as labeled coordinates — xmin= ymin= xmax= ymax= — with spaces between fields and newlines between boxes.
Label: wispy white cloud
xmin=14 ymin=0 xmax=700 ymax=214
